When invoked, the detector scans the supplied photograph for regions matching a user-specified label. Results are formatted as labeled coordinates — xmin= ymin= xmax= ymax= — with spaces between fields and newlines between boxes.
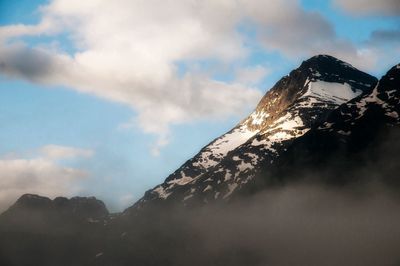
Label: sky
xmin=0 ymin=0 xmax=399 ymax=212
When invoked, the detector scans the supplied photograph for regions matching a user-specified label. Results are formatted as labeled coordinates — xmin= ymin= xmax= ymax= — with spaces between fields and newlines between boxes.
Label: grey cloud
xmin=256 ymin=10 xmax=337 ymax=55
xmin=0 ymin=45 xmax=56 ymax=81
xmin=369 ymin=28 xmax=400 ymax=44
xmin=0 ymin=43 xmax=72 ymax=84
xmin=360 ymin=26 xmax=400 ymax=72
xmin=334 ymin=0 xmax=400 ymax=16
xmin=241 ymin=1 xmax=374 ymax=71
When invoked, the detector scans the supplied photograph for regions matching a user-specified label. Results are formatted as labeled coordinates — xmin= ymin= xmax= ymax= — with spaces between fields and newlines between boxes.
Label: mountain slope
xmin=252 ymin=63 xmax=400 ymax=189
xmin=128 ymin=55 xmax=378 ymax=210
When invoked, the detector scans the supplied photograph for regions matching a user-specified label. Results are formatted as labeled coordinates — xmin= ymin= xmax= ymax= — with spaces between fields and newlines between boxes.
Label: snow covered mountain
xmin=128 ymin=55 xmax=378 ymax=210
xmin=254 ymin=63 xmax=400 ymax=189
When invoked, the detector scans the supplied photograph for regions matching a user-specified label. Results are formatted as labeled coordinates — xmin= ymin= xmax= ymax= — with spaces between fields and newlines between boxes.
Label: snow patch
xmin=386 ymin=90 xmax=397 ymax=98
xmin=302 ymin=81 xmax=361 ymax=105
xmin=249 ymin=111 xmax=270 ymax=125
xmin=237 ymin=161 xmax=253 ymax=171
xmin=224 ymin=171 xmax=232 ymax=182
xmin=153 ymin=186 xmax=171 ymax=199
xmin=183 ymin=194 xmax=193 ymax=201
xmin=297 ymin=96 xmax=319 ymax=108
xmin=211 ymin=126 xmax=257 ymax=155
xmin=232 ymin=156 xmax=240 ymax=161
xmin=203 ymin=185 xmax=212 ymax=192
xmin=193 ymin=125 xmax=258 ymax=169
xmin=167 ymin=171 xmax=193 ymax=186
xmin=245 ymin=153 xmax=259 ymax=164
xmin=251 ymin=138 xmax=266 ymax=146
xmin=318 ymin=122 xmax=334 ymax=130
xmin=386 ymin=111 xmax=399 ymax=118
xmin=183 ymin=188 xmax=196 ymax=201
xmin=274 ymin=114 xmax=304 ymax=131
xmin=262 ymin=113 xmax=309 ymax=142
xmin=224 ymin=183 xmax=239 ymax=199
xmin=355 ymin=85 xmax=386 ymax=119
xmin=338 ymin=130 xmax=351 ymax=136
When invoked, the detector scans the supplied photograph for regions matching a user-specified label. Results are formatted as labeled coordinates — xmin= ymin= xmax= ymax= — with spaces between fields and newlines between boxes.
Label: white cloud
xmin=0 ymin=145 xmax=93 ymax=212
xmin=0 ymin=0 xmax=265 ymax=153
xmin=150 ymin=134 xmax=170 ymax=157
xmin=235 ymin=65 xmax=270 ymax=85
xmin=40 ymin=145 xmax=94 ymax=160
xmin=240 ymin=0 xmax=380 ymax=71
xmin=0 ymin=0 xmax=392 ymax=153
xmin=331 ymin=0 xmax=400 ymax=72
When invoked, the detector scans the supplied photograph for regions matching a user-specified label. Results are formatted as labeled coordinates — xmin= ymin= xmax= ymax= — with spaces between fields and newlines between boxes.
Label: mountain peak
xmin=244 ymin=55 xmax=377 ymax=130
xmin=303 ymin=54 xmax=348 ymax=64
xmin=387 ymin=63 xmax=400 ymax=76
xmin=301 ymin=54 xmax=354 ymax=69
xmin=129 ymin=57 xmax=379 ymax=210
xmin=296 ymin=55 xmax=376 ymax=89
xmin=13 ymin=194 xmax=53 ymax=210
xmin=370 ymin=63 xmax=400 ymax=109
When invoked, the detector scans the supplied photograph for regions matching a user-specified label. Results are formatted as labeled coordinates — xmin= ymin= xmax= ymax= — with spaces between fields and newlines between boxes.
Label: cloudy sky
xmin=0 ymin=0 xmax=399 ymax=211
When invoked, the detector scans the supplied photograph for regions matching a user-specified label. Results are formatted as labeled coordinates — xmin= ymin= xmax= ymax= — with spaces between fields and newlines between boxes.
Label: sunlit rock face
xmin=129 ymin=55 xmax=378 ymax=210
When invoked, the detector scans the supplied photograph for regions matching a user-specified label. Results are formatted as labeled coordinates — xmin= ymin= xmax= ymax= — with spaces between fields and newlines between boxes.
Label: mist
xmin=3 ymin=125 xmax=400 ymax=266
xmin=185 ymin=184 xmax=400 ymax=266
xmin=90 ymin=180 xmax=399 ymax=266
xmin=132 ymin=127 xmax=400 ymax=266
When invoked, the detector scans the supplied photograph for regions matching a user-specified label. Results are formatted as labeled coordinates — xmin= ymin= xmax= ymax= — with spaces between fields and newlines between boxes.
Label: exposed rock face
xmin=128 ymin=55 xmax=378 ymax=210
xmin=263 ymin=63 xmax=400 ymax=187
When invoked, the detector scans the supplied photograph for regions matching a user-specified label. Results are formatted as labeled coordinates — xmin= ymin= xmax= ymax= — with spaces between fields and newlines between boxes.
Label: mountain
xmin=257 ymin=63 xmax=400 ymax=188
xmin=1 ymin=56 xmax=400 ymax=266
xmin=128 ymin=55 xmax=378 ymax=211
xmin=0 ymin=194 xmax=108 ymax=226
xmin=0 ymin=194 xmax=110 ymax=266
xmin=103 ymin=58 xmax=400 ymax=266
